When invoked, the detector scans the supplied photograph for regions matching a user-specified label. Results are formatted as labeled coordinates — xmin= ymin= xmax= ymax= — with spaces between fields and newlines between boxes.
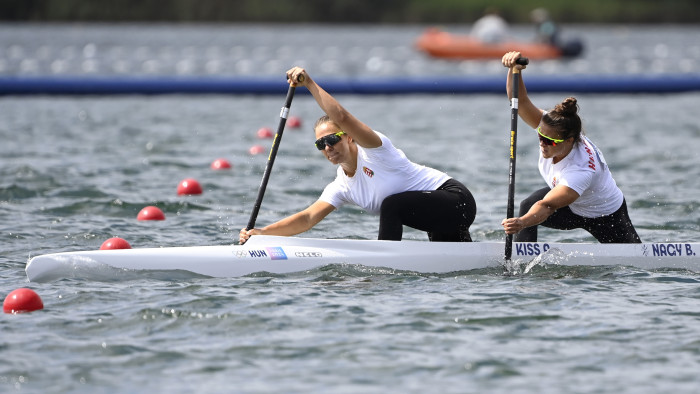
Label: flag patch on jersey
xmin=363 ymin=166 xmax=374 ymax=178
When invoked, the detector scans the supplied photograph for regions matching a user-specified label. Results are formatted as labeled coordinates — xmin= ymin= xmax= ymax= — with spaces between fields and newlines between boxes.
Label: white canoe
xmin=25 ymin=235 xmax=700 ymax=282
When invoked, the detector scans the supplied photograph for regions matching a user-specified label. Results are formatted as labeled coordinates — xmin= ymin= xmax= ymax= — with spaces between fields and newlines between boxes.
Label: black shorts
xmin=377 ymin=179 xmax=477 ymax=242
xmin=514 ymin=187 xmax=641 ymax=243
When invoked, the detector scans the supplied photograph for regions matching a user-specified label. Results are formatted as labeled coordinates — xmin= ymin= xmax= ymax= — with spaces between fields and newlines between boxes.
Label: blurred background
xmin=1 ymin=0 xmax=699 ymax=87
xmin=2 ymin=0 xmax=698 ymax=24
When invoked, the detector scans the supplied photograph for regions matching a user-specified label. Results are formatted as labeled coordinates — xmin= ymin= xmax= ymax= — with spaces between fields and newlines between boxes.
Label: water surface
xmin=1 ymin=24 xmax=699 ymax=393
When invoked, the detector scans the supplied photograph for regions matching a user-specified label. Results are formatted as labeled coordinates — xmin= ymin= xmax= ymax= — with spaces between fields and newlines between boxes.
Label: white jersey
xmin=319 ymin=131 xmax=451 ymax=215
xmin=538 ymin=136 xmax=623 ymax=218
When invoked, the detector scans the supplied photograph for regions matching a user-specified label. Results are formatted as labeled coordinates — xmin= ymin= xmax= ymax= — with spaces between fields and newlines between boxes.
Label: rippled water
xmin=1 ymin=24 xmax=700 ymax=393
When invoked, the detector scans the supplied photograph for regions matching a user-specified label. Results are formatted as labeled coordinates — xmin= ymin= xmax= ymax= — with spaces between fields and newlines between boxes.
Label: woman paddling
xmin=500 ymin=51 xmax=641 ymax=243
xmin=240 ymin=66 xmax=476 ymax=244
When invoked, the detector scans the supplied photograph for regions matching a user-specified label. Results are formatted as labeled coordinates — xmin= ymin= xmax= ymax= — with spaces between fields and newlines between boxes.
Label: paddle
xmin=245 ymin=74 xmax=304 ymax=232
xmin=505 ymin=56 xmax=529 ymax=261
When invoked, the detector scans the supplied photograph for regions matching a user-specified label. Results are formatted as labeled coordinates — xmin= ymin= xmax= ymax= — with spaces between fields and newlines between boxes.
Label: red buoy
xmin=248 ymin=145 xmax=265 ymax=155
xmin=177 ymin=178 xmax=203 ymax=195
xmin=211 ymin=158 xmax=232 ymax=170
xmin=287 ymin=116 xmax=302 ymax=128
xmin=257 ymin=127 xmax=274 ymax=139
xmin=137 ymin=206 xmax=165 ymax=221
xmin=100 ymin=237 xmax=132 ymax=250
xmin=3 ymin=288 xmax=44 ymax=314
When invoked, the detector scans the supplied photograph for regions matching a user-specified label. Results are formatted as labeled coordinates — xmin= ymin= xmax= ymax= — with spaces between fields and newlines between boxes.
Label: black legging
xmin=514 ymin=187 xmax=641 ymax=243
xmin=377 ymin=179 xmax=476 ymax=242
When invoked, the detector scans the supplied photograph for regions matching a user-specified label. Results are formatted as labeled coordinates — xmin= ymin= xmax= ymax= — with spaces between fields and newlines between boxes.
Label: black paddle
xmin=245 ymin=74 xmax=304 ymax=232
xmin=505 ymin=56 xmax=529 ymax=261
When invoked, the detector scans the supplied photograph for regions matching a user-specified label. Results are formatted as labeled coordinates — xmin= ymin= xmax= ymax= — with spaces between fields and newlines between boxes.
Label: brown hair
xmin=313 ymin=114 xmax=339 ymax=133
xmin=542 ymin=97 xmax=583 ymax=143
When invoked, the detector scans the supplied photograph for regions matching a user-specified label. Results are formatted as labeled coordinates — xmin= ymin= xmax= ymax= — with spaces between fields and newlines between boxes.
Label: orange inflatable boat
xmin=415 ymin=28 xmax=583 ymax=60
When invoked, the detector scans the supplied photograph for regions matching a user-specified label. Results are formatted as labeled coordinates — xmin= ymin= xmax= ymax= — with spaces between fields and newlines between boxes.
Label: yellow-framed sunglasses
xmin=536 ymin=126 xmax=565 ymax=146
xmin=314 ymin=131 xmax=346 ymax=150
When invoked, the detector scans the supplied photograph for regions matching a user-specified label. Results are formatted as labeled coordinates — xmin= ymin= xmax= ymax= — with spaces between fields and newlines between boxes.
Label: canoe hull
xmin=25 ymin=236 xmax=700 ymax=282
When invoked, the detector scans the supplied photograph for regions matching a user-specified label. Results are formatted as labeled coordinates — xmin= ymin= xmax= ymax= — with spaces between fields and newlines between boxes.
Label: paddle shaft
xmin=246 ymin=75 xmax=304 ymax=231
xmin=505 ymin=57 xmax=529 ymax=261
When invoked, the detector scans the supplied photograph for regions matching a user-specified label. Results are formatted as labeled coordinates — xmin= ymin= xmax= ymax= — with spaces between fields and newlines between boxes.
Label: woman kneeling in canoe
xmin=240 ymin=66 xmax=476 ymax=244
xmin=500 ymin=51 xmax=641 ymax=243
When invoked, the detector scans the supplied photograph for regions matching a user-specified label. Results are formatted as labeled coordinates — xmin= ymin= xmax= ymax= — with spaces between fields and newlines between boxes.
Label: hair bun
xmin=555 ymin=97 xmax=579 ymax=116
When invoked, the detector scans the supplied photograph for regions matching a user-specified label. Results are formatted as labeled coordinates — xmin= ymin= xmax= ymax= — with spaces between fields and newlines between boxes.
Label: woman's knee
xmin=519 ymin=195 xmax=539 ymax=216
xmin=380 ymin=193 xmax=403 ymax=215
xmin=519 ymin=188 xmax=549 ymax=216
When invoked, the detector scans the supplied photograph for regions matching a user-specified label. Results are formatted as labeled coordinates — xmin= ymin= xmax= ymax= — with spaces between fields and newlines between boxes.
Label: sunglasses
xmin=314 ymin=131 xmax=346 ymax=150
xmin=536 ymin=126 xmax=565 ymax=146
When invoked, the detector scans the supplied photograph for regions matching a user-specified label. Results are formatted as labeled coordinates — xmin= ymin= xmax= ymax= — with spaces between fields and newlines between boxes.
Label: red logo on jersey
xmin=552 ymin=177 xmax=557 ymax=187
xmin=584 ymin=145 xmax=596 ymax=170
xmin=363 ymin=166 xmax=374 ymax=178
